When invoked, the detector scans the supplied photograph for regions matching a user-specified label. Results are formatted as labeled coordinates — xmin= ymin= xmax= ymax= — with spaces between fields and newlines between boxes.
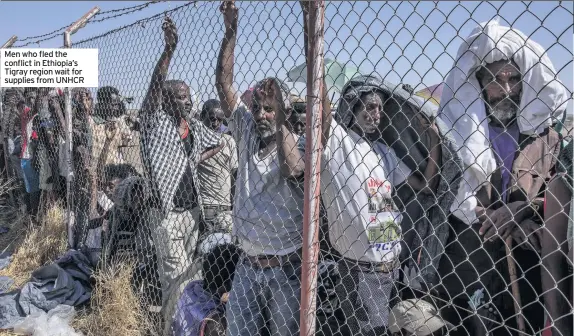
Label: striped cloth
xmin=139 ymin=109 xmax=221 ymax=215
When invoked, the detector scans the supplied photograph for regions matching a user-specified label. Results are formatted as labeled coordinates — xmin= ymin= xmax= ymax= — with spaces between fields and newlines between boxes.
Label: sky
xmin=1 ymin=1 xmax=572 ymax=115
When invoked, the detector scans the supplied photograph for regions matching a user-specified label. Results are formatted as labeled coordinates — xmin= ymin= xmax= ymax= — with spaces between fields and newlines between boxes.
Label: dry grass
xmin=0 ymin=176 xmax=25 ymax=256
xmin=0 ymin=202 xmax=67 ymax=287
xmin=73 ymin=262 xmax=152 ymax=336
xmin=0 ymin=179 xmax=150 ymax=336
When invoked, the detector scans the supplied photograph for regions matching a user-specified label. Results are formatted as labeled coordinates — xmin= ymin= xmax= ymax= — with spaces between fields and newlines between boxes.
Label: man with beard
xmin=139 ymin=17 xmax=224 ymax=335
xmin=197 ymin=99 xmax=238 ymax=240
xmin=216 ymin=1 xmax=309 ymax=334
xmin=437 ymin=20 xmax=569 ymax=335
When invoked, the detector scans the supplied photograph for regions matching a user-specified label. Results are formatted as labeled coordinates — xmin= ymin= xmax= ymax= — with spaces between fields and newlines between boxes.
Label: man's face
xmin=73 ymin=89 xmax=93 ymax=117
xmin=105 ymin=177 xmax=122 ymax=199
xmin=103 ymin=92 xmax=125 ymax=117
xmin=288 ymin=113 xmax=306 ymax=136
xmin=352 ymin=92 xmax=382 ymax=135
xmin=477 ymin=60 xmax=522 ymax=127
xmin=202 ymin=107 xmax=225 ymax=131
xmin=251 ymin=89 xmax=277 ymax=139
xmin=164 ymin=83 xmax=193 ymax=120
xmin=25 ymin=90 xmax=38 ymax=109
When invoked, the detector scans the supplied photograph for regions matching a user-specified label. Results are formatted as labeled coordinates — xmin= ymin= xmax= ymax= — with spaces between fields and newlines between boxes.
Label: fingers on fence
xmin=3 ymin=1 xmax=572 ymax=335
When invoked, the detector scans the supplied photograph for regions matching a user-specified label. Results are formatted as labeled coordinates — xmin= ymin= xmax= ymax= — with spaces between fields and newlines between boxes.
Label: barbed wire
xmin=11 ymin=1 xmax=162 ymax=47
xmin=74 ymin=1 xmax=197 ymax=46
xmin=91 ymin=1 xmax=160 ymax=23
xmin=95 ymin=1 xmax=157 ymax=15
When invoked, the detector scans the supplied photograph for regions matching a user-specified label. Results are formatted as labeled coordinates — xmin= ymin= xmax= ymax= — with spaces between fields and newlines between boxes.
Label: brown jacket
xmin=476 ymin=127 xmax=562 ymax=215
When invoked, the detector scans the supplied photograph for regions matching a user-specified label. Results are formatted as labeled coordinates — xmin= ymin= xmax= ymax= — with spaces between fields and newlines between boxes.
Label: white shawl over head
xmin=439 ymin=19 xmax=569 ymax=224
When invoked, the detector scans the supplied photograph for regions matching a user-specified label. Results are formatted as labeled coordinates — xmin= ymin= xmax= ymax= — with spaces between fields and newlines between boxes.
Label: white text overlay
xmin=0 ymin=48 xmax=98 ymax=88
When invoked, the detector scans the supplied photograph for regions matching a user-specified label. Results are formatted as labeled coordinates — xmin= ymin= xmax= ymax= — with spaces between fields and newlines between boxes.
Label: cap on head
xmin=388 ymin=299 xmax=455 ymax=335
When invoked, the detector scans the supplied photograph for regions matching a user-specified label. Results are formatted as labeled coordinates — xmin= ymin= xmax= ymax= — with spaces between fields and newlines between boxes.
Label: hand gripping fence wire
xmin=1 ymin=1 xmax=572 ymax=336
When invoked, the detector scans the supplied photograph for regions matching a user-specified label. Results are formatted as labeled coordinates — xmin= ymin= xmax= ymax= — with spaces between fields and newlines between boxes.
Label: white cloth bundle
xmin=439 ymin=19 xmax=569 ymax=224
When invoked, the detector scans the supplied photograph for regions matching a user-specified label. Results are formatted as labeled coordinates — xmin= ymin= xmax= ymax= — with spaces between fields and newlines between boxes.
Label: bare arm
xmin=199 ymin=142 xmax=225 ymax=163
xmin=257 ymin=79 xmax=305 ymax=179
xmin=542 ymin=177 xmax=573 ymax=336
xmin=141 ymin=17 xmax=179 ymax=117
xmin=216 ymin=1 xmax=239 ymax=118
xmin=300 ymin=1 xmax=332 ymax=144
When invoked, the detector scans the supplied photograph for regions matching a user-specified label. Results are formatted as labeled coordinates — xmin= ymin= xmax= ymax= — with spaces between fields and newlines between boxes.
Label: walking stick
xmin=505 ymin=236 xmax=526 ymax=333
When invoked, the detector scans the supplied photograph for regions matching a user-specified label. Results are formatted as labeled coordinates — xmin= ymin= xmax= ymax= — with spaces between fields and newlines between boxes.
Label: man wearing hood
xmin=438 ymin=20 xmax=568 ymax=335
xmin=298 ymin=71 xmax=445 ymax=335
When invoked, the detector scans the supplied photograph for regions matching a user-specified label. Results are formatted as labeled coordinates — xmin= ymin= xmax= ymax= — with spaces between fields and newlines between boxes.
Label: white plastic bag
xmin=13 ymin=305 xmax=83 ymax=336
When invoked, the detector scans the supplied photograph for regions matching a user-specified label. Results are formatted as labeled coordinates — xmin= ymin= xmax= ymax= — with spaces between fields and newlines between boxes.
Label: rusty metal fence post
xmin=300 ymin=1 xmax=325 ymax=335
xmin=62 ymin=6 xmax=100 ymax=249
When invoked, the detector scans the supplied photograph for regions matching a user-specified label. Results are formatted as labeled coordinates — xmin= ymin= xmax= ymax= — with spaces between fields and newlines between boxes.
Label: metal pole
xmin=0 ymin=36 xmax=18 ymax=49
xmin=300 ymin=1 xmax=325 ymax=335
xmin=63 ymin=6 xmax=100 ymax=249
xmin=1 ymin=36 xmax=18 ymax=206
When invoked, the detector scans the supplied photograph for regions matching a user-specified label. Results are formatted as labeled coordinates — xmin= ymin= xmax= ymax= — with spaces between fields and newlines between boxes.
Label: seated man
xmin=172 ymin=242 xmax=241 ymax=336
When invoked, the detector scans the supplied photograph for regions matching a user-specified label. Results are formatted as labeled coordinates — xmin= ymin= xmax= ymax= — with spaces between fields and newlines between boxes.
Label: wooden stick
xmin=506 ymin=236 xmax=526 ymax=333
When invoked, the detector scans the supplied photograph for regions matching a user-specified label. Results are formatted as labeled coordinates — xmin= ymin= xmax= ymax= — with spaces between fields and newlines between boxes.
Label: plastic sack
xmin=12 ymin=305 xmax=83 ymax=336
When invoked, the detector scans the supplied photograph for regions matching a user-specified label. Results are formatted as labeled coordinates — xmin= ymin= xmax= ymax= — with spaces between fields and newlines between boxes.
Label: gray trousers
xmin=151 ymin=207 xmax=201 ymax=336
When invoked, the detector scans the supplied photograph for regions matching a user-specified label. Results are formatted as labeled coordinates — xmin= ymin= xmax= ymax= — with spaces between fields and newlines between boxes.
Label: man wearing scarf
xmin=438 ymin=20 xmax=568 ymax=335
xmin=139 ymin=17 xmax=223 ymax=335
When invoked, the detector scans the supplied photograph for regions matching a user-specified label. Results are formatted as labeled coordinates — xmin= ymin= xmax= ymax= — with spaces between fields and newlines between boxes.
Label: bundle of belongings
xmin=0 ymin=250 xmax=93 ymax=330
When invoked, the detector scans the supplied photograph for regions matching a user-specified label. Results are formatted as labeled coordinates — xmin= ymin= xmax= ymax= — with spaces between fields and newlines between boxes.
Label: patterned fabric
xmin=139 ymin=109 xmax=221 ymax=214
xmin=89 ymin=115 xmax=133 ymax=166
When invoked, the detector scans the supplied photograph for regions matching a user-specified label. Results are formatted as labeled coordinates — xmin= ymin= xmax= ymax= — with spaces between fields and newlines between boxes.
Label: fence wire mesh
xmin=1 ymin=1 xmax=573 ymax=336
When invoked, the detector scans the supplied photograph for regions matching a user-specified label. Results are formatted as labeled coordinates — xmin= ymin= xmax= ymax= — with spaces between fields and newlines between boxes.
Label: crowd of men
xmin=0 ymin=1 xmax=572 ymax=336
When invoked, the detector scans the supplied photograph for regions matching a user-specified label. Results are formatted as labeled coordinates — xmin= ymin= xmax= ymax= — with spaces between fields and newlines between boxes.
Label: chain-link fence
xmin=1 ymin=1 xmax=573 ymax=335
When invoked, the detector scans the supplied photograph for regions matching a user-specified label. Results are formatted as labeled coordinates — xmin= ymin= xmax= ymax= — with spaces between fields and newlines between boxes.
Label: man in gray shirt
xmin=198 ymin=99 xmax=238 ymax=240
xmin=216 ymin=1 xmax=306 ymax=335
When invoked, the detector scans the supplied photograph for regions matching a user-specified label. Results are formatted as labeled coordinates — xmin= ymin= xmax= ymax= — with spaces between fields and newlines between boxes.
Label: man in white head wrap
xmin=436 ymin=19 xmax=569 ymax=335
